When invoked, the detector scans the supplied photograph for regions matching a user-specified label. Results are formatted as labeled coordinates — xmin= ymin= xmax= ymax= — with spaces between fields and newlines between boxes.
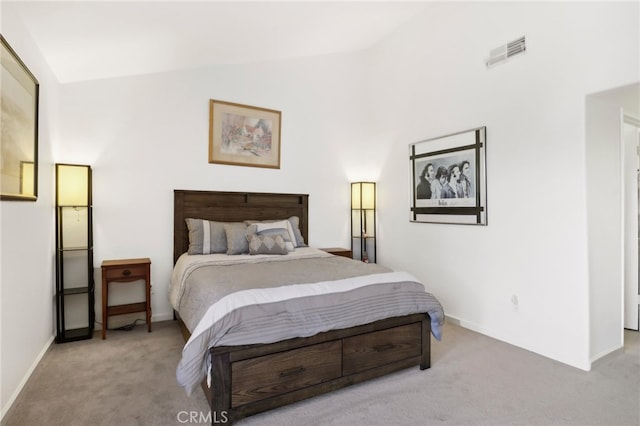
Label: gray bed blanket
xmin=169 ymin=248 xmax=444 ymax=394
xmin=173 ymin=249 xmax=391 ymax=332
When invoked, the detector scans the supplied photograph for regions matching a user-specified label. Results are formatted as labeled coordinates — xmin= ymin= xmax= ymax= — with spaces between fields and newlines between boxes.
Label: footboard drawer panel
xmin=343 ymin=322 xmax=422 ymax=375
xmin=231 ymin=340 xmax=342 ymax=407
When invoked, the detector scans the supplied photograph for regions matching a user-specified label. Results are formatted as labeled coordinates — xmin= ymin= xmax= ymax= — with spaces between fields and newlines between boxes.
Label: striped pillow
xmin=287 ymin=216 xmax=306 ymax=247
xmin=244 ymin=218 xmax=304 ymax=248
xmin=185 ymin=218 xmax=232 ymax=255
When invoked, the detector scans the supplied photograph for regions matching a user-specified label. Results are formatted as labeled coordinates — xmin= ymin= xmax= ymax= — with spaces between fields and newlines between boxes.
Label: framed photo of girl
xmin=409 ymin=126 xmax=487 ymax=225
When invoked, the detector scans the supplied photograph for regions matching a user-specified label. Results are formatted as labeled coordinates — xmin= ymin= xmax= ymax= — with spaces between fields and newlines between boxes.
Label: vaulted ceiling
xmin=5 ymin=1 xmax=428 ymax=83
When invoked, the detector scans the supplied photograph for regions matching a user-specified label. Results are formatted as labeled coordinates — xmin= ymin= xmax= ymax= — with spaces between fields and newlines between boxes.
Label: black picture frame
xmin=1 ymin=34 xmax=39 ymax=201
xmin=410 ymin=126 xmax=487 ymax=225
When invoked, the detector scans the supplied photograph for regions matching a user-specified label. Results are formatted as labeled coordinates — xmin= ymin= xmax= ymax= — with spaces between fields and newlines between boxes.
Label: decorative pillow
xmin=185 ymin=218 xmax=230 ymax=255
xmin=223 ymin=223 xmax=249 ymax=255
xmin=287 ymin=216 xmax=306 ymax=247
xmin=245 ymin=224 xmax=294 ymax=252
xmin=244 ymin=219 xmax=301 ymax=247
xmin=248 ymin=234 xmax=288 ymax=255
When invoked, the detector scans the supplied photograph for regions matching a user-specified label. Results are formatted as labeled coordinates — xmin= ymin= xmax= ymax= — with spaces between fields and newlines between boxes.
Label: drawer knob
xmin=122 ymin=269 xmax=131 ymax=276
xmin=373 ymin=343 xmax=395 ymax=352
xmin=279 ymin=366 xmax=306 ymax=377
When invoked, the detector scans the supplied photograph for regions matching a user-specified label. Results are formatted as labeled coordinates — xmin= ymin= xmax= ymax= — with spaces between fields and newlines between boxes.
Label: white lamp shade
xmin=351 ymin=182 xmax=375 ymax=210
xmin=57 ymin=164 xmax=90 ymax=206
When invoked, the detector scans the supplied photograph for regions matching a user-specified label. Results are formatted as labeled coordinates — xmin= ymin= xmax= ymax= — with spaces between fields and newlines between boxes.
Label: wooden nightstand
xmin=320 ymin=247 xmax=353 ymax=259
xmin=101 ymin=258 xmax=151 ymax=339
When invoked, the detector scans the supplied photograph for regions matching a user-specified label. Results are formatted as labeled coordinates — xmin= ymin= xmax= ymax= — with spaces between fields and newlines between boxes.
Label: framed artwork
xmin=1 ymin=35 xmax=39 ymax=201
xmin=209 ymin=99 xmax=281 ymax=169
xmin=409 ymin=126 xmax=487 ymax=225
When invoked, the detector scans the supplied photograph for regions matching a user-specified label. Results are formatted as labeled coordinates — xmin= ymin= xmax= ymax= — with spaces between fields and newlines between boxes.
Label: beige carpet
xmin=3 ymin=320 xmax=639 ymax=426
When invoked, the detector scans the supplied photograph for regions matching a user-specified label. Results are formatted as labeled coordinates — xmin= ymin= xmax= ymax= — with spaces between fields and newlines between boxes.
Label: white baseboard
xmin=153 ymin=312 xmax=175 ymax=322
xmin=444 ymin=315 xmax=461 ymax=326
xmin=1 ymin=311 xmax=176 ymax=419
xmin=2 ymin=313 xmax=177 ymax=420
xmin=444 ymin=314 xmax=592 ymax=371
xmin=590 ymin=344 xmax=625 ymax=368
xmin=95 ymin=312 xmax=176 ymax=330
xmin=445 ymin=314 xmax=500 ymax=337
xmin=1 ymin=335 xmax=54 ymax=421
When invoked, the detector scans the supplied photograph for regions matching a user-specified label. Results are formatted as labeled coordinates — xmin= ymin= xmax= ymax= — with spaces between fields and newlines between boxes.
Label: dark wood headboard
xmin=174 ymin=190 xmax=309 ymax=263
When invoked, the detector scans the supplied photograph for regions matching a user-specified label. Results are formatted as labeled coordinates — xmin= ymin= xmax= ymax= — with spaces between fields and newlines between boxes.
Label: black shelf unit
xmin=351 ymin=182 xmax=376 ymax=263
xmin=55 ymin=164 xmax=94 ymax=343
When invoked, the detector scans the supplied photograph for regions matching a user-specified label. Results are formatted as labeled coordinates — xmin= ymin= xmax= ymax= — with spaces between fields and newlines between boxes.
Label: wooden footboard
xmin=200 ymin=312 xmax=431 ymax=424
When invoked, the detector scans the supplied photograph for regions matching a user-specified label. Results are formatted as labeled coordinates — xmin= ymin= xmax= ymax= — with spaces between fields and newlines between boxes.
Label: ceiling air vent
xmin=485 ymin=36 xmax=526 ymax=68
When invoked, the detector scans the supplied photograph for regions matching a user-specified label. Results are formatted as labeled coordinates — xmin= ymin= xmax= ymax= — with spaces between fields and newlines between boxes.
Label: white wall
xmin=585 ymin=95 xmax=625 ymax=359
xmin=622 ymin=120 xmax=639 ymax=330
xmin=56 ymin=53 xmax=374 ymax=327
xmin=366 ymin=1 xmax=639 ymax=370
xmin=0 ymin=8 xmax=61 ymax=418
xmin=2 ymin=1 xmax=638 ymax=417
xmin=585 ymin=84 xmax=640 ymax=347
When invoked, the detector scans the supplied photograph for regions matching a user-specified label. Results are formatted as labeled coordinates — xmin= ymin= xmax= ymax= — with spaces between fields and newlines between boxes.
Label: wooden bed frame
xmin=173 ymin=190 xmax=431 ymax=424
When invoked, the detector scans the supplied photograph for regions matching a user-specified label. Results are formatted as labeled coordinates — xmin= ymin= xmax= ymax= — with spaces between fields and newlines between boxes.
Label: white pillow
xmin=255 ymin=220 xmax=297 ymax=247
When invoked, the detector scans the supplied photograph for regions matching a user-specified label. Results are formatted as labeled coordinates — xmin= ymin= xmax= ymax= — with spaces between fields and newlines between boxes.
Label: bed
xmin=171 ymin=190 xmax=444 ymax=424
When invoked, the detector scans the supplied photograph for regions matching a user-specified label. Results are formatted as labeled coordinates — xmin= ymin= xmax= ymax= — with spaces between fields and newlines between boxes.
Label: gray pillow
xmin=185 ymin=218 xmax=231 ymax=255
xmin=224 ymin=223 xmax=249 ymax=255
xmin=245 ymin=224 xmax=294 ymax=252
xmin=287 ymin=216 xmax=306 ymax=247
xmin=244 ymin=217 xmax=306 ymax=247
xmin=248 ymin=234 xmax=288 ymax=255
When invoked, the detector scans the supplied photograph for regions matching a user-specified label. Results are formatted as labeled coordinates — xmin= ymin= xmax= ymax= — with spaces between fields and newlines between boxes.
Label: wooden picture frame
xmin=409 ymin=126 xmax=487 ymax=225
xmin=209 ymin=99 xmax=281 ymax=169
xmin=1 ymin=35 xmax=39 ymax=201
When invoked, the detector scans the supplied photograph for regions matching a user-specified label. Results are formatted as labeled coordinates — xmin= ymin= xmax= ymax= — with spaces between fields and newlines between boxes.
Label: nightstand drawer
xmin=343 ymin=323 xmax=422 ymax=375
xmin=231 ymin=340 xmax=342 ymax=407
xmin=104 ymin=264 xmax=147 ymax=280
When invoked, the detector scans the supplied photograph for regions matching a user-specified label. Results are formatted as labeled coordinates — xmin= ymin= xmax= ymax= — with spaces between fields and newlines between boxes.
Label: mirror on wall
xmin=1 ymin=35 xmax=39 ymax=201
